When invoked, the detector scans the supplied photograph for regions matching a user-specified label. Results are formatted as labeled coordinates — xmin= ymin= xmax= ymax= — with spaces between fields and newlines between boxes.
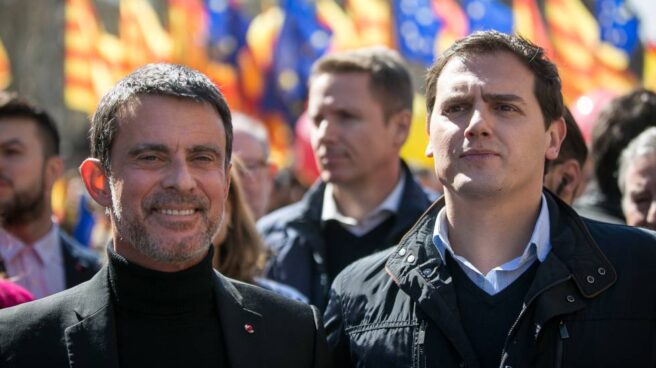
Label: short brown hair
xmin=425 ymin=31 xmax=563 ymax=129
xmin=0 ymin=92 xmax=60 ymax=158
xmin=310 ymin=47 xmax=413 ymax=119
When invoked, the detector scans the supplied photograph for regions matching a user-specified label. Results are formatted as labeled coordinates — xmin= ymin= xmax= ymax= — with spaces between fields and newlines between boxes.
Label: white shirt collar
xmin=321 ymin=174 xmax=406 ymax=236
xmin=434 ymin=194 xmax=552 ymax=271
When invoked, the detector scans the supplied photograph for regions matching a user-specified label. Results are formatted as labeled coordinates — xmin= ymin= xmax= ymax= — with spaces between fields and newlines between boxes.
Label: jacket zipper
xmin=415 ymin=321 xmax=427 ymax=368
xmin=555 ymin=321 xmax=569 ymax=368
xmin=498 ymin=275 xmax=573 ymax=367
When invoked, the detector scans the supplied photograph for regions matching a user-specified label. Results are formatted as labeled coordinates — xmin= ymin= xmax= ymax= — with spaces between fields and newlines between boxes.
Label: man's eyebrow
xmin=0 ymin=138 xmax=26 ymax=147
xmin=187 ymin=144 xmax=223 ymax=155
xmin=127 ymin=144 xmax=169 ymax=157
xmin=482 ymin=93 xmax=527 ymax=104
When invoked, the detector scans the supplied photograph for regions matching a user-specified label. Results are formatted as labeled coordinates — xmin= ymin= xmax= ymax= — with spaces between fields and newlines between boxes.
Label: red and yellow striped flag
xmin=0 ymin=38 xmax=11 ymax=89
xmin=513 ymin=0 xmax=553 ymax=58
xmin=346 ymin=0 xmax=393 ymax=48
xmin=120 ymin=0 xmax=172 ymax=74
xmin=545 ymin=0 xmax=635 ymax=103
xmin=64 ymin=0 xmax=101 ymax=113
xmin=645 ymin=43 xmax=656 ymax=91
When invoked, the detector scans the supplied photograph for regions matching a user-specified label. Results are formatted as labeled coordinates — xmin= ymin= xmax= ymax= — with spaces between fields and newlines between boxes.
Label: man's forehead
xmin=0 ymin=117 xmax=40 ymax=142
xmin=435 ymin=53 xmax=534 ymax=97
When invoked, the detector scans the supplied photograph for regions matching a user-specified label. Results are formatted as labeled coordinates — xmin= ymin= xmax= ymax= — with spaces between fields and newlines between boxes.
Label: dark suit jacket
xmin=0 ymin=267 xmax=331 ymax=368
xmin=59 ymin=231 xmax=101 ymax=288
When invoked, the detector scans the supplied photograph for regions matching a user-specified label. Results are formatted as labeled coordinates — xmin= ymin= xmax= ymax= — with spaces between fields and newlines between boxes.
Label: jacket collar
xmin=64 ymin=267 xmax=267 ymax=368
xmin=65 ymin=267 xmax=118 ymax=368
xmin=297 ymin=160 xmax=431 ymax=238
xmin=213 ymin=270 xmax=265 ymax=368
xmin=386 ymin=189 xmax=617 ymax=301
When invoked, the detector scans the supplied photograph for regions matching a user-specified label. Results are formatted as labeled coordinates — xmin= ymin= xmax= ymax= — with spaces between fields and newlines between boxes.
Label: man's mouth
xmin=157 ymin=208 xmax=196 ymax=216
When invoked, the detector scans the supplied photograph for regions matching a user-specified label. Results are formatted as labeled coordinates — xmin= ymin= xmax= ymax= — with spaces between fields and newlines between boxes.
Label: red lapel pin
xmin=244 ymin=324 xmax=255 ymax=334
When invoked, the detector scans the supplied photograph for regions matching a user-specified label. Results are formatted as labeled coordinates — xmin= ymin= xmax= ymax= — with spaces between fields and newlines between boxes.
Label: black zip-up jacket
xmin=325 ymin=190 xmax=656 ymax=367
xmin=257 ymin=161 xmax=433 ymax=310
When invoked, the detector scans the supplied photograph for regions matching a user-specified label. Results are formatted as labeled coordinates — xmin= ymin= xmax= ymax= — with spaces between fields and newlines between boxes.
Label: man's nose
xmin=314 ymin=118 xmax=339 ymax=143
xmin=464 ymin=106 xmax=492 ymax=139
xmin=162 ymin=159 xmax=196 ymax=192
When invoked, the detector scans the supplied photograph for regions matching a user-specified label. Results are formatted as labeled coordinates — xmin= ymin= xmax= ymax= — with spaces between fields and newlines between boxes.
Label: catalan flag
xmin=169 ymin=0 xmax=208 ymax=71
xmin=64 ymin=0 xmax=104 ymax=113
xmin=513 ymin=0 xmax=553 ymax=57
xmin=431 ymin=0 xmax=468 ymax=54
xmin=546 ymin=0 xmax=635 ymax=103
xmin=119 ymin=0 xmax=172 ymax=73
xmin=316 ymin=0 xmax=360 ymax=51
xmin=346 ymin=0 xmax=394 ymax=48
xmin=645 ymin=43 xmax=656 ymax=91
xmin=0 ymin=38 xmax=10 ymax=89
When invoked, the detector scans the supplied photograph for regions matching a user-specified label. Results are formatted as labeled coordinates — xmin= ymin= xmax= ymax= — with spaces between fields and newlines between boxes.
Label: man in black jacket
xmin=258 ymin=47 xmax=432 ymax=310
xmin=325 ymin=31 xmax=656 ymax=367
xmin=0 ymin=92 xmax=100 ymax=299
xmin=0 ymin=64 xmax=330 ymax=368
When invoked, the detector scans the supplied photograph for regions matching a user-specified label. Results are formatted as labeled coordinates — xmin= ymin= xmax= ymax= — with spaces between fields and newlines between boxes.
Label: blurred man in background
xmin=0 ymin=92 xmax=100 ymax=299
xmin=618 ymin=127 xmax=656 ymax=230
xmin=232 ymin=112 xmax=274 ymax=220
xmin=544 ymin=108 xmax=588 ymax=204
xmin=258 ymin=47 xmax=432 ymax=310
xmin=575 ymin=89 xmax=656 ymax=223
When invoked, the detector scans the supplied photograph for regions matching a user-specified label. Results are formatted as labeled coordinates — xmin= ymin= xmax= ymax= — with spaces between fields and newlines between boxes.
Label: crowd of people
xmin=0 ymin=30 xmax=655 ymax=367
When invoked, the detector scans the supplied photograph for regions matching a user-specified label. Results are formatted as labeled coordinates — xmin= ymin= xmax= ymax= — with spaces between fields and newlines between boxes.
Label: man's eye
xmin=2 ymin=148 xmax=22 ymax=156
xmin=193 ymin=155 xmax=213 ymax=162
xmin=138 ymin=155 xmax=159 ymax=161
xmin=496 ymin=104 xmax=518 ymax=112
xmin=443 ymin=104 xmax=466 ymax=114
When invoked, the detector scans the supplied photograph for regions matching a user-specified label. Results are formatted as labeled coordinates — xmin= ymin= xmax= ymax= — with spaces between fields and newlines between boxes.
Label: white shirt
xmin=432 ymin=195 xmax=552 ymax=295
xmin=0 ymin=223 xmax=66 ymax=299
xmin=321 ymin=174 xmax=406 ymax=236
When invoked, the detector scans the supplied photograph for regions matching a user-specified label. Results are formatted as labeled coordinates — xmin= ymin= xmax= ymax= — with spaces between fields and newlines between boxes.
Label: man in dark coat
xmin=0 ymin=64 xmax=330 ymax=368
xmin=324 ymin=31 xmax=656 ymax=367
xmin=0 ymin=92 xmax=100 ymax=299
xmin=258 ymin=47 xmax=432 ymax=310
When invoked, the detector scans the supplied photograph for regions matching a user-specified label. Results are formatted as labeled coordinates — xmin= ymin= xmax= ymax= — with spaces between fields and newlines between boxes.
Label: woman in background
xmin=212 ymin=159 xmax=307 ymax=302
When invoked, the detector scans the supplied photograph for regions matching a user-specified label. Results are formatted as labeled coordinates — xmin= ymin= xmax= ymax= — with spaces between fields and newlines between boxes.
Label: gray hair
xmin=618 ymin=127 xmax=656 ymax=194
xmin=90 ymin=63 xmax=233 ymax=173
xmin=232 ymin=112 xmax=270 ymax=159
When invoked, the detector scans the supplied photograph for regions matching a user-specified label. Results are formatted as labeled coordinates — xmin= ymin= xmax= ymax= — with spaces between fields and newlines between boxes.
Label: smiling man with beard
xmin=0 ymin=64 xmax=330 ymax=368
xmin=0 ymin=92 xmax=100 ymax=299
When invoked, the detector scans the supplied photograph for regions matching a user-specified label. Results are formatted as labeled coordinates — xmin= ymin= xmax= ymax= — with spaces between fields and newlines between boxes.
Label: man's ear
xmin=558 ymin=159 xmax=584 ymax=201
xmin=44 ymin=156 xmax=64 ymax=190
xmin=79 ymin=159 xmax=112 ymax=207
xmin=389 ymin=110 xmax=412 ymax=148
xmin=545 ymin=117 xmax=566 ymax=160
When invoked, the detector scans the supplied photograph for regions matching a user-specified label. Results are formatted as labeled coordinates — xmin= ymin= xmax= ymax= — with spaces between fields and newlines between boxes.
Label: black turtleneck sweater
xmin=108 ymin=247 xmax=228 ymax=368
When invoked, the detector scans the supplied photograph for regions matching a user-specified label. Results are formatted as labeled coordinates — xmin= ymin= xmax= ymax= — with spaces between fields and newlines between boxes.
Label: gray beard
xmin=108 ymin=180 xmax=219 ymax=265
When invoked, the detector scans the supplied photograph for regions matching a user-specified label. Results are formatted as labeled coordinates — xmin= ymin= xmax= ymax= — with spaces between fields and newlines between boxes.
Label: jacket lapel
xmin=64 ymin=268 xmax=119 ymax=368
xmin=214 ymin=271 xmax=265 ymax=368
xmin=386 ymin=198 xmax=479 ymax=367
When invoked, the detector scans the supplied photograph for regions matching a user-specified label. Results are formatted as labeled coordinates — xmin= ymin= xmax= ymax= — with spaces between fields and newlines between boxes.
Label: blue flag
xmin=206 ymin=0 xmax=250 ymax=65
xmin=261 ymin=0 xmax=331 ymax=124
xmin=462 ymin=0 xmax=513 ymax=34
xmin=393 ymin=0 xmax=442 ymax=66
xmin=596 ymin=0 xmax=639 ymax=55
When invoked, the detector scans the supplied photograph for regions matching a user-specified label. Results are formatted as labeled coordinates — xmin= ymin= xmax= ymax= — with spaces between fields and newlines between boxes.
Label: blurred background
xmin=0 ymin=0 xmax=654 ymax=184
